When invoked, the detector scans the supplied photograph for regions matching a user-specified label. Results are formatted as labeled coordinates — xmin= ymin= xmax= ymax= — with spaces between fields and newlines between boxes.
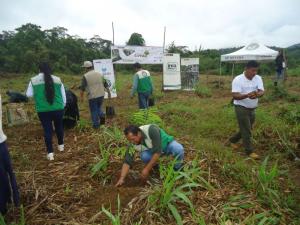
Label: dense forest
xmin=0 ymin=23 xmax=299 ymax=75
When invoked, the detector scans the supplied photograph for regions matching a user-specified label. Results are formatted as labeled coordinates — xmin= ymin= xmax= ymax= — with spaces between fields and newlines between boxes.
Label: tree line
xmin=0 ymin=23 xmax=299 ymax=75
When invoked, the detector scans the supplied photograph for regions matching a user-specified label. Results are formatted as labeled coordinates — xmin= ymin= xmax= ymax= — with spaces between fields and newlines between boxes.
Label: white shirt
xmin=0 ymin=95 xmax=7 ymax=143
xmin=26 ymin=73 xmax=66 ymax=106
xmin=232 ymin=73 xmax=264 ymax=109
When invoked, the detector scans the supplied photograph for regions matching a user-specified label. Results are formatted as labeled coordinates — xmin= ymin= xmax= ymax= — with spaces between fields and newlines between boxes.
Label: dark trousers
xmin=38 ymin=110 xmax=64 ymax=153
xmin=138 ymin=92 xmax=151 ymax=109
xmin=0 ymin=142 xmax=19 ymax=215
xmin=229 ymin=105 xmax=255 ymax=154
xmin=88 ymin=97 xmax=105 ymax=128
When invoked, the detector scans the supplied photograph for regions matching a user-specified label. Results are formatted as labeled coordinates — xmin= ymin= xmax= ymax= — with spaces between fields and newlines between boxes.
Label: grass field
xmin=0 ymin=72 xmax=300 ymax=225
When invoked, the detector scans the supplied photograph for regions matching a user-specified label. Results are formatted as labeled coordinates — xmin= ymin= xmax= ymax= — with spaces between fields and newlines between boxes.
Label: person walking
xmin=226 ymin=60 xmax=264 ymax=159
xmin=80 ymin=61 xmax=110 ymax=128
xmin=131 ymin=63 xmax=153 ymax=109
xmin=274 ymin=49 xmax=287 ymax=86
xmin=0 ymin=94 xmax=20 ymax=215
xmin=26 ymin=62 xmax=66 ymax=161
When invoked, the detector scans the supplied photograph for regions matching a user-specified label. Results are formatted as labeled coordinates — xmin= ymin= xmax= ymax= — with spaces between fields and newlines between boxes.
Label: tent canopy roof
xmin=221 ymin=43 xmax=278 ymax=63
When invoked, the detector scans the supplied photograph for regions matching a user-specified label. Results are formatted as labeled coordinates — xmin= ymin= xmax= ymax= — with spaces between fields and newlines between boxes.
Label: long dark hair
xmin=39 ymin=62 xmax=54 ymax=104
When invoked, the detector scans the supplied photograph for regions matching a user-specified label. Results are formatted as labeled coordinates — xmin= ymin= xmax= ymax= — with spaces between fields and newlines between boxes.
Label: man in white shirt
xmin=226 ymin=61 xmax=264 ymax=159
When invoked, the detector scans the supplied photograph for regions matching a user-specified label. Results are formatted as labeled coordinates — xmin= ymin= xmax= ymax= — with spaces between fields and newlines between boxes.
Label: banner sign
xmin=111 ymin=45 xmax=163 ymax=64
xmin=93 ymin=59 xmax=117 ymax=98
xmin=163 ymin=53 xmax=181 ymax=90
xmin=181 ymin=58 xmax=199 ymax=90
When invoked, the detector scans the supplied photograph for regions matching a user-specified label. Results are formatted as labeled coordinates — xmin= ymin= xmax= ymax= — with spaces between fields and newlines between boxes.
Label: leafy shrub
xmin=194 ymin=83 xmax=212 ymax=97
xmin=147 ymin=160 xmax=199 ymax=225
xmin=263 ymin=85 xmax=299 ymax=102
xmin=277 ymin=105 xmax=300 ymax=124
xmin=130 ymin=107 xmax=163 ymax=127
xmin=257 ymin=156 xmax=280 ymax=209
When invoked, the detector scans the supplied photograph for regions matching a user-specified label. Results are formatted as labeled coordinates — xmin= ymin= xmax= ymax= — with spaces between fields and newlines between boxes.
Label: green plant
xmin=64 ymin=184 xmax=72 ymax=194
xmin=91 ymin=142 xmax=111 ymax=177
xmin=102 ymin=195 xmax=121 ymax=225
xmin=262 ymin=84 xmax=299 ymax=102
xmin=101 ymin=126 xmax=127 ymax=147
xmin=76 ymin=118 xmax=90 ymax=132
xmin=130 ymin=107 xmax=163 ymax=127
xmin=113 ymin=146 xmax=127 ymax=158
xmin=277 ymin=105 xmax=300 ymax=125
xmin=257 ymin=156 xmax=280 ymax=209
xmin=183 ymin=158 xmax=214 ymax=191
xmin=276 ymin=128 xmax=299 ymax=160
xmin=194 ymin=83 xmax=212 ymax=97
xmin=0 ymin=205 xmax=25 ymax=225
xmin=147 ymin=160 xmax=199 ymax=225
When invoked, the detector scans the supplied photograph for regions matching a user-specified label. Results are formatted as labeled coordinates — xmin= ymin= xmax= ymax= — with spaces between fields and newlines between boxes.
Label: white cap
xmin=82 ymin=61 xmax=93 ymax=68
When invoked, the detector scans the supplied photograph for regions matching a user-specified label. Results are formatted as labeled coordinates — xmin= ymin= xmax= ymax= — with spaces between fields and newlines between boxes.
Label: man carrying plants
xmin=131 ymin=63 xmax=154 ymax=109
xmin=115 ymin=124 xmax=184 ymax=186
xmin=226 ymin=60 xmax=264 ymax=159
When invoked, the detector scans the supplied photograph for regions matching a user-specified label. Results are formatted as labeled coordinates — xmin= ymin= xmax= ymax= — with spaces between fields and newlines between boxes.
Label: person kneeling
xmin=115 ymin=124 xmax=184 ymax=187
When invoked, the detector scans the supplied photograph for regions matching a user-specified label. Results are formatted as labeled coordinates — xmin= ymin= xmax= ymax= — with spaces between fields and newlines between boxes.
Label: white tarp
xmin=111 ymin=45 xmax=163 ymax=64
xmin=93 ymin=59 xmax=117 ymax=98
xmin=163 ymin=53 xmax=181 ymax=90
xmin=181 ymin=58 xmax=199 ymax=90
xmin=221 ymin=43 xmax=278 ymax=62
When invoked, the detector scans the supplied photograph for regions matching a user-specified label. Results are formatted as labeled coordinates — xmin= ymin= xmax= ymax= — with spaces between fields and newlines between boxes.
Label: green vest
xmin=31 ymin=74 xmax=64 ymax=112
xmin=136 ymin=70 xmax=152 ymax=93
xmin=139 ymin=124 xmax=174 ymax=151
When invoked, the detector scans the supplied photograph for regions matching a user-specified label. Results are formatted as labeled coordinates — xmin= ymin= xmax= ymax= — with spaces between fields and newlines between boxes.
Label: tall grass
xmin=101 ymin=195 xmax=121 ymax=225
xmin=147 ymin=160 xmax=199 ymax=225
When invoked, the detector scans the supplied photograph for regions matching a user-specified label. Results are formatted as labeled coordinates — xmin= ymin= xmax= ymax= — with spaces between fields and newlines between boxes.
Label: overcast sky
xmin=1 ymin=0 xmax=299 ymax=49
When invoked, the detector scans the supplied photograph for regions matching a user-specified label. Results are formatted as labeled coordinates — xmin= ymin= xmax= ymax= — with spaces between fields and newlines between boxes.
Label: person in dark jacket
xmin=63 ymin=89 xmax=80 ymax=129
xmin=0 ymin=95 xmax=20 ymax=215
xmin=274 ymin=49 xmax=287 ymax=86
xmin=6 ymin=90 xmax=28 ymax=103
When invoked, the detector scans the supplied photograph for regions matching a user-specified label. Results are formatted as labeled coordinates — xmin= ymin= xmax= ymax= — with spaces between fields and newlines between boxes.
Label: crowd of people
xmin=0 ymin=57 xmax=276 ymax=217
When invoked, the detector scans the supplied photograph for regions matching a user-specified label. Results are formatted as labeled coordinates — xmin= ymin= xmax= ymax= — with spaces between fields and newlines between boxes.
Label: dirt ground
xmin=1 ymin=73 xmax=300 ymax=224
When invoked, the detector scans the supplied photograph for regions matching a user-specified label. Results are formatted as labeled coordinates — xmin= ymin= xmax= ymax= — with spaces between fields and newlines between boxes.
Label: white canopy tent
xmin=221 ymin=43 xmax=278 ymax=63
xmin=219 ymin=43 xmax=279 ymax=77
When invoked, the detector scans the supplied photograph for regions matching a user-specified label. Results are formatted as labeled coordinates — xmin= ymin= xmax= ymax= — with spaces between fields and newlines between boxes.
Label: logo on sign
xmin=246 ymin=43 xmax=259 ymax=51
xmin=167 ymin=62 xmax=177 ymax=71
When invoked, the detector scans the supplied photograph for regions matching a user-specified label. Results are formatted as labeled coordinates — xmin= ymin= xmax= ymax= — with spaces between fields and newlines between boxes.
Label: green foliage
xmin=76 ymin=118 xmax=90 ymax=132
xmin=0 ymin=23 xmax=111 ymax=74
xmin=262 ymin=84 xmax=299 ymax=102
xmin=100 ymin=126 xmax=127 ymax=147
xmin=126 ymin=33 xmax=145 ymax=46
xmin=101 ymin=195 xmax=121 ymax=225
xmin=166 ymin=41 xmax=191 ymax=56
xmin=219 ymin=194 xmax=280 ymax=224
xmin=257 ymin=156 xmax=280 ymax=208
xmin=2 ymin=23 xmax=300 ymax=75
xmin=91 ymin=143 xmax=111 ymax=177
xmin=130 ymin=107 xmax=163 ymax=127
xmin=194 ymin=83 xmax=212 ymax=97
xmin=277 ymin=105 xmax=300 ymax=125
xmin=147 ymin=160 xmax=199 ymax=225
xmin=184 ymin=158 xmax=215 ymax=191
xmin=0 ymin=205 xmax=25 ymax=225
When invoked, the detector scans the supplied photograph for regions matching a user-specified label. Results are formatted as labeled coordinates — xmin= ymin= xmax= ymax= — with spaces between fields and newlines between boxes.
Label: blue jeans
xmin=138 ymin=92 xmax=151 ymax=109
xmin=0 ymin=142 xmax=19 ymax=214
xmin=38 ymin=110 xmax=64 ymax=153
xmin=88 ymin=97 xmax=105 ymax=128
xmin=276 ymin=68 xmax=285 ymax=81
xmin=140 ymin=140 xmax=184 ymax=170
